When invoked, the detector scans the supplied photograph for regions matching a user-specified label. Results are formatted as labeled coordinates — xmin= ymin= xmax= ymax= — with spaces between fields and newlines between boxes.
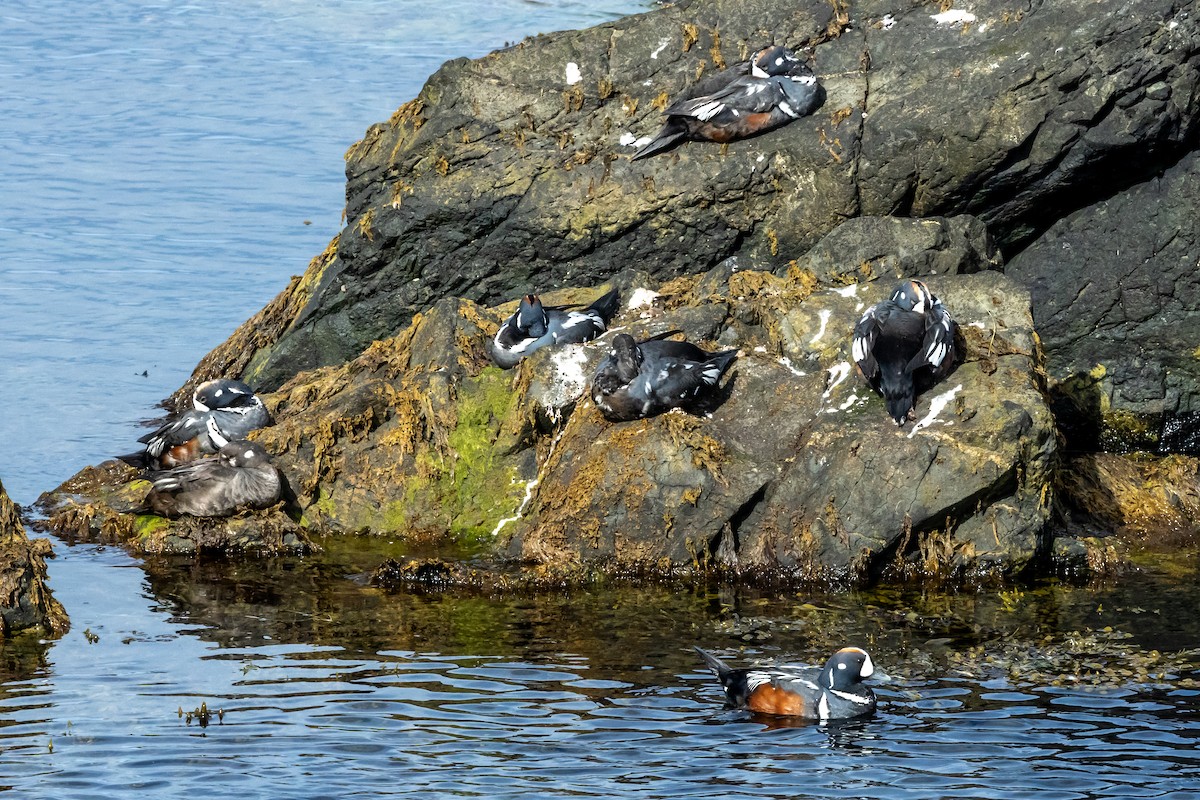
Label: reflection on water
xmin=1 ymin=543 xmax=1198 ymax=797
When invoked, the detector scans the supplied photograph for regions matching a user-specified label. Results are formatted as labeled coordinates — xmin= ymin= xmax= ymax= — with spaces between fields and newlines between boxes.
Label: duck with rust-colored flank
xmin=852 ymin=279 xmax=957 ymax=425
xmin=631 ymin=44 xmax=823 ymax=160
xmin=118 ymin=378 xmax=271 ymax=469
xmin=490 ymin=287 xmax=621 ymax=368
xmin=590 ymin=331 xmax=738 ymax=421
xmin=141 ymin=440 xmax=281 ymax=518
xmin=694 ymin=646 xmax=877 ymax=720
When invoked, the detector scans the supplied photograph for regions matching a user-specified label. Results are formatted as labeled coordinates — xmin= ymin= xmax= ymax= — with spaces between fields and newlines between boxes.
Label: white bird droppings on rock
xmin=824 ymin=362 xmax=852 ymax=399
xmin=810 ymin=309 xmax=832 ymax=345
xmin=778 ymin=357 xmax=807 ymax=377
xmin=538 ymin=346 xmax=591 ymax=413
xmin=626 ymin=287 xmax=659 ymax=310
xmin=931 ymin=9 xmax=977 ymax=25
xmin=908 ymin=384 xmax=963 ymax=438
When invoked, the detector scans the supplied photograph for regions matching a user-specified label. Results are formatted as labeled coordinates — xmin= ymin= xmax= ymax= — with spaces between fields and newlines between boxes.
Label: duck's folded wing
xmin=666 ymin=76 xmax=787 ymax=121
xmin=656 ymin=358 xmax=718 ymax=403
xmin=149 ymin=458 xmax=229 ymax=492
xmin=851 ymin=306 xmax=882 ymax=379
xmin=137 ymin=412 xmax=206 ymax=456
xmin=907 ymin=299 xmax=956 ymax=374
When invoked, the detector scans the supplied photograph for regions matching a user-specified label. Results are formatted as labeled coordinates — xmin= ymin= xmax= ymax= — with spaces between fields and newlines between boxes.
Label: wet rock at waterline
xmin=33 ymin=461 xmax=310 ymax=556
xmin=0 ymin=479 xmax=68 ymax=637
xmin=1058 ymin=452 xmax=1200 ymax=568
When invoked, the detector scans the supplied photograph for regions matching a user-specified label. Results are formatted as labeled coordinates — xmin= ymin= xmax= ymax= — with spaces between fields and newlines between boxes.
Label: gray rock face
xmin=511 ymin=262 xmax=1057 ymax=582
xmin=1007 ymin=148 xmax=1200 ymax=448
xmin=226 ymin=0 xmax=1198 ymax=394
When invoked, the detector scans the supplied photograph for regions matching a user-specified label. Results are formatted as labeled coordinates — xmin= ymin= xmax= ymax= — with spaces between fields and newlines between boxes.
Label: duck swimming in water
xmin=694 ymin=646 xmax=877 ymax=720
xmin=852 ymin=279 xmax=957 ymax=425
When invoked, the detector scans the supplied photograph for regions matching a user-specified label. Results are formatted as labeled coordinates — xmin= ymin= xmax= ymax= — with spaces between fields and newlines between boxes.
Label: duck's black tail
xmin=694 ymin=646 xmax=732 ymax=678
xmin=587 ymin=286 xmax=622 ymax=325
xmin=631 ymin=120 xmax=687 ymax=160
xmin=115 ymin=450 xmax=151 ymax=470
xmin=705 ymin=349 xmax=740 ymax=384
xmin=880 ymin=361 xmax=915 ymax=425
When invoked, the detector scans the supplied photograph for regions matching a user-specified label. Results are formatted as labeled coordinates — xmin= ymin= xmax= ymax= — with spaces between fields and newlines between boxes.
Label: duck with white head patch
xmin=490 ymin=287 xmax=620 ymax=368
xmin=590 ymin=331 xmax=738 ymax=421
xmin=118 ymin=378 xmax=271 ymax=469
xmin=852 ymin=279 xmax=957 ymax=425
xmin=140 ymin=440 xmax=282 ymax=518
xmin=694 ymin=646 xmax=877 ymax=720
xmin=631 ymin=44 xmax=824 ymax=160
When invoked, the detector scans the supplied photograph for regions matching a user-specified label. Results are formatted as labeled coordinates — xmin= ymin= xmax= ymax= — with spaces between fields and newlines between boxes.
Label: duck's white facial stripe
xmin=830 ymin=688 xmax=873 ymax=705
xmin=841 ymin=648 xmax=875 ymax=678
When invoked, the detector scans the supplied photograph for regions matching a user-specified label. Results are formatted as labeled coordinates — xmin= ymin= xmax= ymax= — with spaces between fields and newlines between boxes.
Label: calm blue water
xmin=1 ymin=1 xmax=1199 ymax=798
xmin=0 ymin=0 xmax=648 ymax=505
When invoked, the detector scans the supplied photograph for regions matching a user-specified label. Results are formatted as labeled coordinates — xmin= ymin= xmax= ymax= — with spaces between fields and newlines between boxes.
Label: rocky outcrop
xmin=511 ymin=266 xmax=1056 ymax=583
xmin=40 ymin=214 xmax=1061 ymax=582
xmin=182 ymin=0 xmax=1197 ymax=424
xmin=0 ymin=479 xmax=68 ymax=637
xmin=35 ymin=0 xmax=1200 ymax=585
xmin=1008 ymin=149 xmax=1200 ymax=451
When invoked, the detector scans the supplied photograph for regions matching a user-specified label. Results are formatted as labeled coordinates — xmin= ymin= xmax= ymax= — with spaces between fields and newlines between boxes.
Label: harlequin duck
xmin=119 ymin=378 xmax=271 ymax=469
xmin=852 ymin=279 xmax=957 ymax=425
xmin=590 ymin=331 xmax=738 ymax=421
xmin=191 ymin=378 xmax=258 ymax=412
xmin=632 ymin=45 xmax=823 ymax=160
xmin=141 ymin=440 xmax=281 ymax=518
xmin=490 ymin=287 xmax=621 ymax=368
xmin=695 ymin=646 xmax=877 ymax=720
